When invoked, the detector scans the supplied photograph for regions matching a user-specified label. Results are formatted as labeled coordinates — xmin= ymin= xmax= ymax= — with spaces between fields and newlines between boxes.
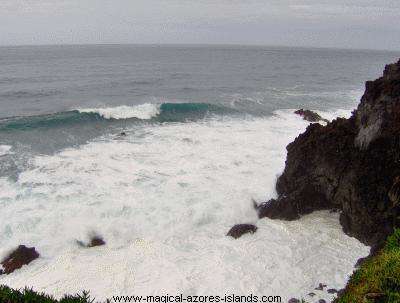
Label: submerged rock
xmin=77 ymin=236 xmax=106 ymax=248
xmin=0 ymin=245 xmax=39 ymax=275
xmin=314 ymin=283 xmax=327 ymax=291
xmin=90 ymin=236 xmax=106 ymax=247
xmin=226 ymin=224 xmax=258 ymax=239
xmin=258 ymin=59 xmax=400 ymax=254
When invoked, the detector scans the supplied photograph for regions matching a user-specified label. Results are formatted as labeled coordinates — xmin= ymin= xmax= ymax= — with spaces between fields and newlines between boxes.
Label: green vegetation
xmin=334 ymin=228 xmax=400 ymax=303
xmin=0 ymin=285 xmax=111 ymax=303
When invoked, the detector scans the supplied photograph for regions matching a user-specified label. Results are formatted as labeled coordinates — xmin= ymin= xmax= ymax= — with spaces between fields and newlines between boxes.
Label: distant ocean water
xmin=0 ymin=44 xmax=399 ymax=302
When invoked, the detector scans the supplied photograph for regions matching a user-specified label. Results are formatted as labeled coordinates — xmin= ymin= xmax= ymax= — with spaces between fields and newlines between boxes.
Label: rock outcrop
xmin=257 ymin=59 xmax=400 ymax=254
xmin=294 ymin=109 xmax=330 ymax=123
xmin=0 ymin=245 xmax=39 ymax=275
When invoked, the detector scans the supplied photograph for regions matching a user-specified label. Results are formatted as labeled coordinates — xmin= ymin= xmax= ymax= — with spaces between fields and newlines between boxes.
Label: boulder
xmin=258 ymin=59 xmax=400 ymax=253
xmin=0 ymin=245 xmax=39 ymax=275
xmin=226 ymin=224 xmax=258 ymax=239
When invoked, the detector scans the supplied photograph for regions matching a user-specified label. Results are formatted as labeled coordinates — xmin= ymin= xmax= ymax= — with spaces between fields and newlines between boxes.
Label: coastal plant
xmin=0 ymin=285 xmax=111 ymax=303
xmin=334 ymin=228 xmax=400 ymax=303
xmin=384 ymin=228 xmax=400 ymax=251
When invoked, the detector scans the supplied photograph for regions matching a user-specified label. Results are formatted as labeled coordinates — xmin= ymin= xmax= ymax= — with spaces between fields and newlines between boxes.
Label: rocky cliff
xmin=256 ymin=59 xmax=400 ymax=255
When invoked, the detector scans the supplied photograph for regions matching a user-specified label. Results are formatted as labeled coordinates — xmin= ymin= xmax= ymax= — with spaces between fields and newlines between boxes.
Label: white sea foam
xmin=0 ymin=145 xmax=12 ymax=156
xmin=78 ymin=104 xmax=162 ymax=120
xmin=0 ymin=111 xmax=369 ymax=302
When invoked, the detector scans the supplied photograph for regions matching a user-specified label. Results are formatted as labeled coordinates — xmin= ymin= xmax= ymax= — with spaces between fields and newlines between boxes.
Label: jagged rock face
xmin=355 ymin=61 xmax=400 ymax=150
xmin=258 ymin=59 xmax=400 ymax=249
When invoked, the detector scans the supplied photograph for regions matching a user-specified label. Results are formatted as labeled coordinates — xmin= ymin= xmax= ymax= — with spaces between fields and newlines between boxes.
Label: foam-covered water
xmin=1 ymin=109 xmax=369 ymax=302
xmin=1 ymin=45 xmax=399 ymax=302
xmin=0 ymin=145 xmax=12 ymax=157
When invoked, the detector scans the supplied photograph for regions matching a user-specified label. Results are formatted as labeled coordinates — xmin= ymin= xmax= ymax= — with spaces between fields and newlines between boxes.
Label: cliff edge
xmin=257 ymin=59 xmax=400 ymax=254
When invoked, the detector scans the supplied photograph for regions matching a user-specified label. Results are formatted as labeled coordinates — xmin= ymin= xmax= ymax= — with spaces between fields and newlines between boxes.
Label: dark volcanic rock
xmin=226 ymin=224 xmax=258 ymax=239
xmin=1 ymin=245 xmax=39 ymax=275
xmin=258 ymin=59 xmax=400 ymax=252
xmin=294 ymin=109 xmax=330 ymax=123
xmin=315 ymin=283 xmax=327 ymax=291
xmin=77 ymin=235 xmax=106 ymax=248
xmin=90 ymin=236 xmax=106 ymax=247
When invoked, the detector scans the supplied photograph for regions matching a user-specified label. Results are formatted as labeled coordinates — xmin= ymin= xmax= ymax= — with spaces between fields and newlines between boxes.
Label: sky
xmin=1 ymin=0 xmax=399 ymax=50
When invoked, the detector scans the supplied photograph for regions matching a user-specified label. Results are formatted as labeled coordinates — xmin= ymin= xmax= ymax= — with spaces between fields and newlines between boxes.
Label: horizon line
xmin=0 ymin=42 xmax=399 ymax=53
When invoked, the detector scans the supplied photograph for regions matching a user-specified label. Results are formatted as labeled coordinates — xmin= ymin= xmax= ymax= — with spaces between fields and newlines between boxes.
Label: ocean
xmin=0 ymin=44 xmax=399 ymax=302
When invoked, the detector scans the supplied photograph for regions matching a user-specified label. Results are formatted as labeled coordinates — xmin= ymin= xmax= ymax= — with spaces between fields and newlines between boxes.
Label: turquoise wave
xmin=0 ymin=111 xmax=104 ymax=132
xmin=159 ymin=103 xmax=234 ymax=122
xmin=0 ymin=103 xmax=237 ymax=131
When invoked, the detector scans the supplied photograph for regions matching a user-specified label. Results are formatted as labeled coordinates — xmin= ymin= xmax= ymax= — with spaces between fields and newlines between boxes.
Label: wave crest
xmin=77 ymin=104 xmax=161 ymax=120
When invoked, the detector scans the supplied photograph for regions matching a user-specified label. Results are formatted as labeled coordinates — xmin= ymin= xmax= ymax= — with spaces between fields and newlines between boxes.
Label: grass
xmin=0 ymin=285 xmax=111 ymax=303
xmin=334 ymin=228 xmax=400 ymax=303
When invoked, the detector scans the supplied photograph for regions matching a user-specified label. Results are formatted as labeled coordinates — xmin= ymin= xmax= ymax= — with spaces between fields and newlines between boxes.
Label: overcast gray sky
xmin=1 ymin=0 xmax=399 ymax=50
